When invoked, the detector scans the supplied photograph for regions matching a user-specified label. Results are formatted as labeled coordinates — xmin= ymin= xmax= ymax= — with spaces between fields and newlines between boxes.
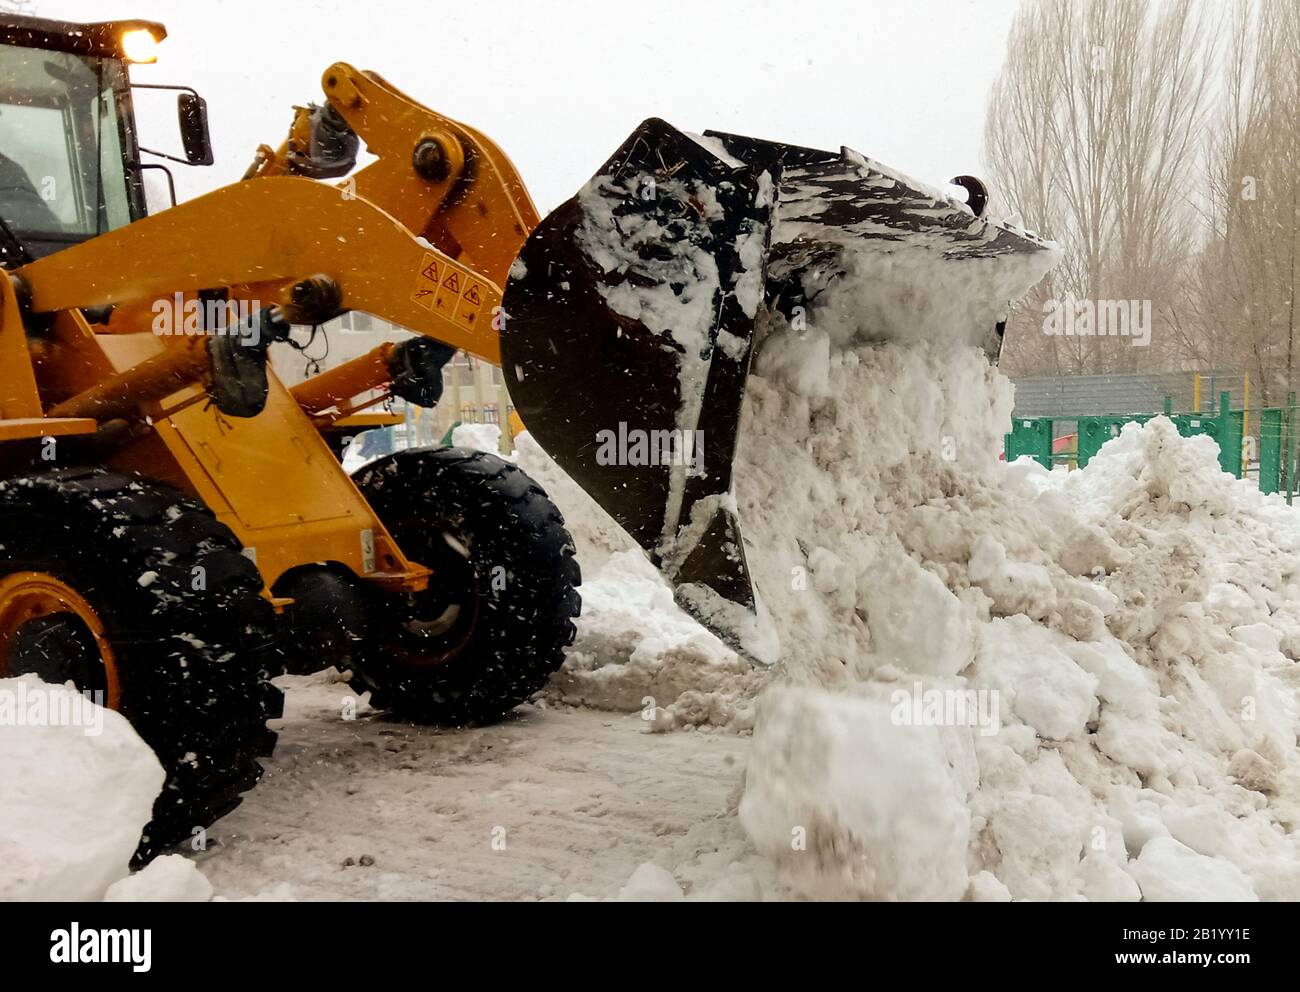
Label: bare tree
xmin=1190 ymin=0 xmax=1300 ymax=404
xmin=984 ymin=0 xmax=1216 ymax=376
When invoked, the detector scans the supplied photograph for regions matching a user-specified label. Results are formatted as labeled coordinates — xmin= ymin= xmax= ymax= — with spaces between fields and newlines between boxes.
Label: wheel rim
xmin=382 ymin=526 xmax=483 ymax=669
xmin=0 ymin=571 xmax=121 ymax=709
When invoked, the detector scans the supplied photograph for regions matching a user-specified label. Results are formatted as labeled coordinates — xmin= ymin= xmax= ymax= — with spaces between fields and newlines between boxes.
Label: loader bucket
xmin=501 ymin=119 xmax=1057 ymax=659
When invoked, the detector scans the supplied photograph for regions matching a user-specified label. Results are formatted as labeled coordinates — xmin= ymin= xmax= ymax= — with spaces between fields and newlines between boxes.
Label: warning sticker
xmin=413 ymin=253 xmax=444 ymax=311
xmin=412 ymin=251 xmax=491 ymax=331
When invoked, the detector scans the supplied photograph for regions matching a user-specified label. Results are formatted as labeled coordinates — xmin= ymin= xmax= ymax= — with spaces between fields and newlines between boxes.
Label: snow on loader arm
xmin=501 ymin=119 xmax=1058 ymax=661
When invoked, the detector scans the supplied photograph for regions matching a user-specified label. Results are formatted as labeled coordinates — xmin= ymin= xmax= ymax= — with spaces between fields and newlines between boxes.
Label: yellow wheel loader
xmin=0 ymin=14 xmax=1054 ymax=860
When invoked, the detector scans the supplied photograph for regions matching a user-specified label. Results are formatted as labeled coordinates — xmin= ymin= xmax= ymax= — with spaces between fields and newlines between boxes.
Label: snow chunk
xmin=451 ymin=422 xmax=501 ymax=453
xmin=615 ymin=863 xmax=685 ymax=902
xmin=739 ymin=687 xmax=970 ymax=900
xmin=0 ymin=676 xmax=164 ymax=900
xmin=973 ymin=618 xmax=1098 ymax=741
xmin=862 ymin=547 xmax=975 ymax=677
xmin=1129 ymin=838 xmax=1258 ymax=902
xmin=968 ymin=534 xmax=1056 ymax=619
xmin=105 ymin=854 xmax=213 ymax=902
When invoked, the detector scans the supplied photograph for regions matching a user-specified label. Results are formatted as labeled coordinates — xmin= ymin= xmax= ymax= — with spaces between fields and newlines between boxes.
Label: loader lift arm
xmin=17 ymin=65 xmax=539 ymax=341
xmin=12 ymin=61 xmax=539 ymax=427
xmin=19 ymin=175 xmax=507 ymax=361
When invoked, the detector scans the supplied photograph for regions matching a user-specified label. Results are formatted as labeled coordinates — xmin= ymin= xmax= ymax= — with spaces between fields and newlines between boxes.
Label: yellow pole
xmin=1193 ymin=373 xmax=1201 ymax=414
xmin=473 ymin=358 xmax=485 ymax=422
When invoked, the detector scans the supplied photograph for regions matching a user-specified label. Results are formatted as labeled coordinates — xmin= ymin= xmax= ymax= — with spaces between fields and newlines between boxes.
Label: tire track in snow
xmin=195 ymin=675 xmax=748 ymax=901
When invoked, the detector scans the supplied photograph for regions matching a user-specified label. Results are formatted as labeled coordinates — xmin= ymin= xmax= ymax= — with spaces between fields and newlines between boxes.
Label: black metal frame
xmin=131 ymin=83 xmax=213 ymax=167
xmin=117 ymin=73 xmax=149 ymax=223
xmin=0 ymin=13 xmax=166 ymax=60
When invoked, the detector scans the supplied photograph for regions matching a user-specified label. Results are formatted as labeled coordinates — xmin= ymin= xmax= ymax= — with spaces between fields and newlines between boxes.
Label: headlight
xmin=120 ymin=28 xmax=161 ymax=64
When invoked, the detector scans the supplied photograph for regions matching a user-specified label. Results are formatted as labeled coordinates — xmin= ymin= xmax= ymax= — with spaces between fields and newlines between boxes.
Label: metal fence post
xmin=1288 ymin=391 xmax=1297 ymax=505
xmin=1260 ymin=408 xmax=1283 ymax=494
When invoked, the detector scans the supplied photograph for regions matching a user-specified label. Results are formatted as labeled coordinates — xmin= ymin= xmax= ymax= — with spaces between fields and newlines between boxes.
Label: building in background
xmin=439 ymin=350 xmax=514 ymax=444
xmin=271 ymin=313 xmax=515 ymax=455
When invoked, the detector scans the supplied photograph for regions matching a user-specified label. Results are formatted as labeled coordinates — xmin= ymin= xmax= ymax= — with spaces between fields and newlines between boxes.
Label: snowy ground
xmin=194 ymin=674 xmax=752 ymax=901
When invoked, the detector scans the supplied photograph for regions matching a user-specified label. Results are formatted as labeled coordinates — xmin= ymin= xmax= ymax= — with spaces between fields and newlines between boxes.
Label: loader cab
xmin=0 ymin=14 xmax=210 ymax=265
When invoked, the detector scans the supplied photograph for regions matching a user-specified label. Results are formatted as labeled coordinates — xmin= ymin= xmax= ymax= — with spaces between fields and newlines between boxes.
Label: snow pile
xmin=734 ymin=330 xmax=1014 ymax=685
xmin=516 ymin=432 xmax=765 ymax=729
xmin=1 ymin=675 xmax=222 ymax=901
xmin=548 ymin=548 xmax=761 ymax=730
xmin=510 ymin=274 xmax=1300 ymax=899
xmin=730 ymin=331 xmax=1300 ymax=900
xmin=1 ymin=676 xmax=165 ymax=900
xmin=450 ymin=421 xmax=501 ymax=454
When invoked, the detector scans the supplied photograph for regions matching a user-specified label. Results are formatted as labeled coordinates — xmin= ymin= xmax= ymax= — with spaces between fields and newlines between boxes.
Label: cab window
xmin=0 ymin=43 xmax=134 ymax=244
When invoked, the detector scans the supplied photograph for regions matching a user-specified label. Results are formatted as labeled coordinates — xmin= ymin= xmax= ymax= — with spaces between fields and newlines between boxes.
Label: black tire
xmin=349 ymin=447 xmax=581 ymax=725
xmin=0 ymin=467 xmax=283 ymax=863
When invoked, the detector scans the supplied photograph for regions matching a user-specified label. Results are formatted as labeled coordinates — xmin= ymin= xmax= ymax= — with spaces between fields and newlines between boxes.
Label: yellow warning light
xmin=120 ymin=28 xmax=161 ymax=64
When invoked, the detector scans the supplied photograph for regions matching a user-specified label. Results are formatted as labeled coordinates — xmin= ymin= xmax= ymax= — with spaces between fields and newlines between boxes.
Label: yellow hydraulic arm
xmin=19 ymin=66 xmax=537 ymax=350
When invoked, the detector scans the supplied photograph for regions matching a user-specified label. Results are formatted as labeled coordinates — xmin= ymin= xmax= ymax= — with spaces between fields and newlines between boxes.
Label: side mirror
xmin=177 ymin=92 xmax=214 ymax=166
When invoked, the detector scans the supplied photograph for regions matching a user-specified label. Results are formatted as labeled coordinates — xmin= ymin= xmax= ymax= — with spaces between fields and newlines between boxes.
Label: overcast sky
xmin=34 ymin=0 xmax=1023 ymax=210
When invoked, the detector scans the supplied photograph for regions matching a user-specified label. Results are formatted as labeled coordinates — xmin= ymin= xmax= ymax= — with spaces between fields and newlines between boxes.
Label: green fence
xmin=1005 ymin=391 xmax=1300 ymax=500
xmin=1004 ymin=416 xmax=1055 ymax=469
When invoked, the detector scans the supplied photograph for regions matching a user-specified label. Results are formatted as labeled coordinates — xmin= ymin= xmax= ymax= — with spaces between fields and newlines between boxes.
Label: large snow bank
xmin=515 ymin=291 xmax=1300 ymax=899
xmin=1 ymin=675 xmax=164 ymax=900
xmin=729 ymin=331 xmax=1300 ymax=900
